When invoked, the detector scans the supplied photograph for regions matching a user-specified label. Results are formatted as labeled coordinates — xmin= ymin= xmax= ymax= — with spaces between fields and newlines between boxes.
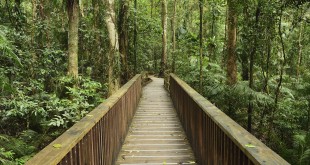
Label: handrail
xmin=26 ymin=74 xmax=142 ymax=165
xmin=168 ymin=73 xmax=289 ymax=165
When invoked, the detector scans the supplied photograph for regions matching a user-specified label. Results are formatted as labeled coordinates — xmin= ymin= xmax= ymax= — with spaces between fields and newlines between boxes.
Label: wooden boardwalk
xmin=116 ymin=77 xmax=196 ymax=165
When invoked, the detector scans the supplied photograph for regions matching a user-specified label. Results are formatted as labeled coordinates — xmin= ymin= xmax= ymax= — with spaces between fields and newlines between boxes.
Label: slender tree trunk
xmin=67 ymin=0 xmax=79 ymax=78
xmin=209 ymin=6 xmax=215 ymax=62
xmin=247 ymin=3 xmax=260 ymax=133
xmin=31 ymin=0 xmax=37 ymax=45
xmin=222 ymin=7 xmax=228 ymax=67
xmin=199 ymin=0 xmax=203 ymax=91
xmin=172 ymin=0 xmax=176 ymax=73
xmin=269 ymin=6 xmax=286 ymax=137
xmin=263 ymin=42 xmax=271 ymax=93
xmin=275 ymin=7 xmax=286 ymax=108
xmin=92 ymin=0 xmax=102 ymax=79
xmin=241 ymin=3 xmax=249 ymax=81
xmin=133 ymin=0 xmax=137 ymax=74
xmin=159 ymin=0 xmax=167 ymax=77
xmin=297 ymin=21 xmax=303 ymax=79
xmin=118 ymin=0 xmax=129 ymax=84
xmin=104 ymin=0 xmax=120 ymax=96
xmin=226 ymin=0 xmax=237 ymax=85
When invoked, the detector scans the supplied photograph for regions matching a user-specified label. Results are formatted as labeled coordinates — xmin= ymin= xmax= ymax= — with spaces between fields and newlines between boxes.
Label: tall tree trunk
xmin=226 ymin=0 xmax=237 ymax=85
xmin=199 ymin=0 xmax=203 ymax=91
xmin=118 ymin=0 xmax=129 ymax=84
xmin=104 ymin=0 xmax=120 ymax=96
xmin=133 ymin=0 xmax=137 ymax=74
xmin=67 ymin=0 xmax=79 ymax=78
xmin=172 ymin=0 xmax=176 ymax=73
xmin=222 ymin=7 xmax=228 ymax=67
xmin=274 ymin=6 xmax=286 ymax=109
xmin=209 ymin=5 xmax=215 ymax=62
xmin=268 ymin=6 xmax=286 ymax=137
xmin=159 ymin=0 xmax=167 ymax=77
xmin=240 ymin=3 xmax=249 ymax=81
xmin=247 ymin=3 xmax=260 ymax=133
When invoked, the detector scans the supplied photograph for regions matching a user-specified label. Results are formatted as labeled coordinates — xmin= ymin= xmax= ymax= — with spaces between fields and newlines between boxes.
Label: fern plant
xmin=293 ymin=132 xmax=310 ymax=165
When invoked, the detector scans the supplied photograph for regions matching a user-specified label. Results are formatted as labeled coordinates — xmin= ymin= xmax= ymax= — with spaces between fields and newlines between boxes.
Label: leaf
xmin=245 ymin=144 xmax=256 ymax=148
xmin=53 ymin=144 xmax=62 ymax=149
xmin=86 ymin=115 xmax=93 ymax=117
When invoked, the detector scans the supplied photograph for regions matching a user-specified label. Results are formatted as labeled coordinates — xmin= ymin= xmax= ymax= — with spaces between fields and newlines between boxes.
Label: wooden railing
xmin=168 ymin=73 xmax=289 ymax=165
xmin=26 ymin=74 xmax=142 ymax=165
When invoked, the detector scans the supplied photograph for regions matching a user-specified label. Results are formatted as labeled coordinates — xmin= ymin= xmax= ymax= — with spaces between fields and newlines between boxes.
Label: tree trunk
xmin=222 ymin=7 xmax=228 ymax=67
xmin=240 ymin=3 xmax=249 ymax=81
xmin=172 ymin=0 xmax=176 ymax=73
xmin=159 ymin=0 xmax=167 ymax=77
xmin=226 ymin=0 xmax=237 ymax=85
xmin=67 ymin=0 xmax=79 ymax=78
xmin=118 ymin=0 xmax=129 ymax=84
xmin=133 ymin=0 xmax=137 ymax=74
xmin=104 ymin=0 xmax=120 ymax=96
xmin=199 ymin=0 xmax=203 ymax=91
xmin=269 ymin=6 xmax=286 ymax=137
xmin=247 ymin=3 xmax=260 ymax=133
xmin=297 ymin=21 xmax=303 ymax=79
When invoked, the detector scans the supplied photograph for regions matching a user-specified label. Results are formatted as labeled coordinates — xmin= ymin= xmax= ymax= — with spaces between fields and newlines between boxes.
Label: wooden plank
xmin=116 ymin=77 xmax=196 ymax=165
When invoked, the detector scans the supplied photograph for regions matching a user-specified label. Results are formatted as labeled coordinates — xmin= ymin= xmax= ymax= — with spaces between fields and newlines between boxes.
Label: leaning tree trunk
xmin=159 ymin=0 xmax=167 ymax=77
xmin=226 ymin=0 xmax=237 ymax=85
xmin=67 ymin=0 xmax=79 ymax=78
xmin=118 ymin=0 xmax=129 ymax=84
xmin=104 ymin=0 xmax=120 ymax=96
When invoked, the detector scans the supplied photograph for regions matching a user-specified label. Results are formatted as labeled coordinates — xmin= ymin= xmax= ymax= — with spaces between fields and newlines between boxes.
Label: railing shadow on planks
xmin=167 ymin=73 xmax=290 ymax=165
xmin=26 ymin=74 xmax=142 ymax=165
xmin=26 ymin=73 xmax=289 ymax=165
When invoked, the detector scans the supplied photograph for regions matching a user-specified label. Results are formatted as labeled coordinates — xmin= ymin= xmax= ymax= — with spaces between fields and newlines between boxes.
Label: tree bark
xmin=247 ymin=3 xmax=260 ymax=133
xmin=118 ymin=0 xmax=129 ymax=84
xmin=104 ymin=0 xmax=120 ymax=96
xmin=199 ymin=0 xmax=203 ymax=91
xmin=67 ymin=0 xmax=79 ymax=78
xmin=159 ymin=0 xmax=167 ymax=77
xmin=172 ymin=0 xmax=176 ymax=73
xmin=133 ymin=0 xmax=137 ymax=74
xmin=226 ymin=0 xmax=237 ymax=85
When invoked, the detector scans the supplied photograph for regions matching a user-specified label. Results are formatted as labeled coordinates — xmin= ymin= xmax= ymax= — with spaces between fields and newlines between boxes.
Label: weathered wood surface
xmin=25 ymin=75 xmax=142 ymax=165
xmin=168 ymin=73 xmax=290 ymax=165
xmin=116 ymin=77 xmax=196 ymax=165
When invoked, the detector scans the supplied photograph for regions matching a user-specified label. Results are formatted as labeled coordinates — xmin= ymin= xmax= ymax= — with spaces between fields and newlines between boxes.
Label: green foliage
xmin=48 ymin=76 xmax=104 ymax=128
xmin=0 ymin=26 xmax=21 ymax=66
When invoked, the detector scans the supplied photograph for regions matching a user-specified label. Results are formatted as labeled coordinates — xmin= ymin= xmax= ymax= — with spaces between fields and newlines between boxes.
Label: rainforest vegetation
xmin=0 ymin=0 xmax=309 ymax=164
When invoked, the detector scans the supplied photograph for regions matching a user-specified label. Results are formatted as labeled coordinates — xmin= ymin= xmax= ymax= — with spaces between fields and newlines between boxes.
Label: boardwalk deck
xmin=115 ymin=77 xmax=196 ymax=165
